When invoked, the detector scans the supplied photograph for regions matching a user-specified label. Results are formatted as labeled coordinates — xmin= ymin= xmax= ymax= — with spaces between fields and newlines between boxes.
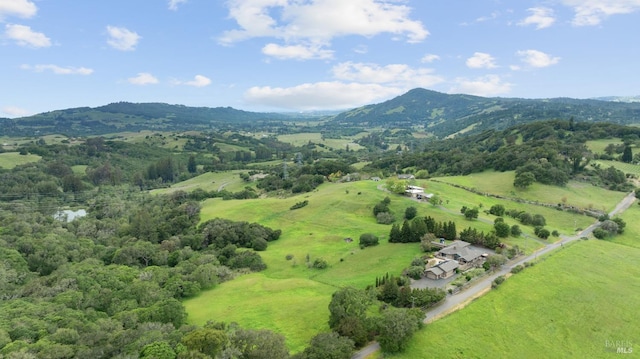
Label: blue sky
xmin=1 ymin=0 xmax=639 ymax=117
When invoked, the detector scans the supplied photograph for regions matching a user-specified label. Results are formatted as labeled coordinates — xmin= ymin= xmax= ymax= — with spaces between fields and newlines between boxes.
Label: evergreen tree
xmin=389 ymin=224 xmax=402 ymax=243
xmin=400 ymin=220 xmax=412 ymax=243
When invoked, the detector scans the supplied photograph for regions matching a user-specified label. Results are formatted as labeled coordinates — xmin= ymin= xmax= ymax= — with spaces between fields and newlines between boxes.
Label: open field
xmin=592 ymin=160 xmax=640 ymax=177
xmin=277 ymin=132 xmax=364 ymax=151
xmin=609 ymin=201 xmax=640 ymax=249
xmin=586 ymin=138 xmax=623 ymax=154
xmin=434 ymin=170 xmax=627 ymax=214
xmin=184 ymin=177 xmax=595 ymax=351
xmin=388 ymin=239 xmax=640 ymax=358
xmin=0 ymin=152 xmax=41 ymax=169
xmin=152 ymin=170 xmax=251 ymax=195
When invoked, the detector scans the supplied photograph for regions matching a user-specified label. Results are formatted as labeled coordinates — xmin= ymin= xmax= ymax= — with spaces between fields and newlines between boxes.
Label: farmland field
xmin=0 ymin=152 xmax=41 ymax=169
xmin=388 ymin=239 xmax=640 ymax=358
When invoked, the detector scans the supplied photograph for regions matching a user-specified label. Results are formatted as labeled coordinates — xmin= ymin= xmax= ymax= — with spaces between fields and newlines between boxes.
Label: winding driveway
xmin=352 ymin=191 xmax=636 ymax=359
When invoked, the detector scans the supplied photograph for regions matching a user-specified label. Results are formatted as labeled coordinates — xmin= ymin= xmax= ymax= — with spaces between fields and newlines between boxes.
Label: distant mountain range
xmin=328 ymin=88 xmax=640 ymax=137
xmin=2 ymin=89 xmax=640 ymax=138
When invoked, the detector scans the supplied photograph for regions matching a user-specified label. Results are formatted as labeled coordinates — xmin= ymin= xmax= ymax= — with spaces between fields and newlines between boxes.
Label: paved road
xmin=352 ymin=191 xmax=636 ymax=359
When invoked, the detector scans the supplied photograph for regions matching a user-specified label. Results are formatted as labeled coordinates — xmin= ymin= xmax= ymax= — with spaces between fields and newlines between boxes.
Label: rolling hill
xmin=328 ymin=88 xmax=640 ymax=138
xmin=3 ymin=89 xmax=640 ymax=138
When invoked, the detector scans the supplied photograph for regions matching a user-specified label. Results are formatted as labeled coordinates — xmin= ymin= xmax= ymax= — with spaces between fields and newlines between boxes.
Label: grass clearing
xmin=609 ymin=201 xmax=640 ymax=249
xmin=592 ymin=160 xmax=640 ymax=177
xmin=277 ymin=133 xmax=364 ymax=151
xmin=586 ymin=138 xmax=622 ymax=154
xmin=152 ymin=171 xmax=251 ymax=195
xmin=388 ymin=239 xmax=640 ymax=358
xmin=0 ymin=152 xmax=41 ymax=169
xmin=434 ymin=170 xmax=626 ymax=213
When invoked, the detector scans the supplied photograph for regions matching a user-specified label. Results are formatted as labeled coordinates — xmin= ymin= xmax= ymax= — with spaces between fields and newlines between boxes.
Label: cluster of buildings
xmin=424 ymin=240 xmax=488 ymax=280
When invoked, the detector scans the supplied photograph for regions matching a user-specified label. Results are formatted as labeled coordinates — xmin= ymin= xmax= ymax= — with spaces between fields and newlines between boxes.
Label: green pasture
xmin=608 ymin=201 xmax=640 ymax=249
xmin=434 ymin=170 xmax=626 ymax=214
xmin=185 ymin=177 xmax=596 ymax=350
xmin=0 ymin=152 xmax=41 ymax=169
xmin=277 ymin=132 xmax=364 ymax=151
xmin=586 ymin=138 xmax=622 ymax=154
xmin=389 ymin=239 xmax=640 ymax=358
xmin=152 ymin=170 xmax=251 ymax=195
xmin=417 ymin=179 xmax=594 ymax=247
xmin=592 ymin=160 xmax=640 ymax=177
xmin=184 ymin=274 xmax=336 ymax=353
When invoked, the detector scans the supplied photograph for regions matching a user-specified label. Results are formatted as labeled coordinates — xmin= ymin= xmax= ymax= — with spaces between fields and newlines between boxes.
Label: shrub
xmin=376 ymin=212 xmax=395 ymax=225
xmin=492 ymin=275 xmax=505 ymax=288
xmin=404 ymin=266 xmax=424 ymax=280
xmin=410 ymin=257 xmax=425 ymax=267
xmin=511 ymin=265 xmax=524 ymax=274
xmin=290 ymin=200 xmax=309 ymax=210
xmin=312 ymin=258 xmax=328 ymax=269
xmin=359 ymin=233 xmax=380 ymax=248
xmin=285 ymin=254 xmax=294 ymax=260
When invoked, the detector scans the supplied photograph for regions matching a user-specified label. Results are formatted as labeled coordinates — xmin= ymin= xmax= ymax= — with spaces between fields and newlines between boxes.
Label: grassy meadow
xmin=585 ymin=138 xmax=623 ymax=154
xmin=183 ymin=175 xmax=600 ymax=352
xmin=387 ymin=239 xmax=640 ymax=359
xmin=0 ymin=152 xmax=42 ymax=169
xmin=152 ymin=170 xmax=252 ymax=195
xmin=277 ymin=132 xmax=364 ymax=151
xmin=592 ymin=160 xmax=640 ymax=177
xmin=434 ymin=170 xmax=626 ymax=214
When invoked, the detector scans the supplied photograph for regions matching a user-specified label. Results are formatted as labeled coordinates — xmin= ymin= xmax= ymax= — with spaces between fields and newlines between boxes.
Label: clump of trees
xmin=389 ymin=216 xmax=456 ymax=243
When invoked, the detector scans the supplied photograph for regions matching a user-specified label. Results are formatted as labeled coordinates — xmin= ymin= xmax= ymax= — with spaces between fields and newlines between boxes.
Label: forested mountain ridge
xmin=0 ymin=102 xmax=294 ymax=137
xmin=329 ymin=88 xmax=640 ymax=138
xmin=3 ymin=89 xmax=640 ymax=138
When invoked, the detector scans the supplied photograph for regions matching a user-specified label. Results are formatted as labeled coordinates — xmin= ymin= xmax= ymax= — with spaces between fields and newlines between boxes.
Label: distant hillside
xmin=0 ymin=102 xmax=295 ymax=137
xmin=329 ymin=88 xmax=640 ymax=138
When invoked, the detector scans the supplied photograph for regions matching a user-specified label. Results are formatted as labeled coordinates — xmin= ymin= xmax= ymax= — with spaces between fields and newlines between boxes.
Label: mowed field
xmin=387 ymin=239 xmax=640 ymax=359
xmin=0 ymin=152 xmax=41 ymax=169
xmin=183 ymin=175 xmax=603 ymax=352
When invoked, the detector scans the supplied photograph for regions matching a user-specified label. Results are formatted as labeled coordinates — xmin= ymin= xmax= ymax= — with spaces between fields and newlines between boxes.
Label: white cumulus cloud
xmin=563 ymin=0 xmax=640 ymax=26
xmin=245 ymin=61 xmax=444 ymax=110
xmin=219 ymin=0 xmax=428 ymax=46
xmin=0 ymin=0 xmax=37 ymax=20
xmin=262 ymin=43 xmax=334 ymax=60
xmin=466 ymin=52 xmax=497 ymax=69
xmin=128 ymin=73 xmax=159 ymax=85
xmin=5 ymin=24 xmax=50 ymax=48
xmin=450 ymin=75 xmax=512 ymax=97
xmin=245 ymin=81 xmax=404 ymax=111
xmin=516 ymin=49 xmax=560 ymax=68
xmin=331 ymin=62 xmax=443 ymax=88
xmin=184 ymin=75 xmax=212 ymax=87
xmin=421 ymin=54 xmax=440 ymax=63
xmin=106 ymin=26 xmax=141 ymax=51
xmin=168 ymin=0 xmax=188 ymax=11
xmin=21 ymin=64 xmax=93 ymax=75
xmin=518 ymin=7 xmax=556 ymax=29
xmin=1 ymin=106 xmax=30 ymax=118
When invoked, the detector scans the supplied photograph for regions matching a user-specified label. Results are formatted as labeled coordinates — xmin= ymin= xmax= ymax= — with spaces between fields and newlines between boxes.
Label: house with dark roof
xmin=424 ymin=260 xmax=458 ymax=280
xmin=437 ymin=240 xmax=486 ymax=271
